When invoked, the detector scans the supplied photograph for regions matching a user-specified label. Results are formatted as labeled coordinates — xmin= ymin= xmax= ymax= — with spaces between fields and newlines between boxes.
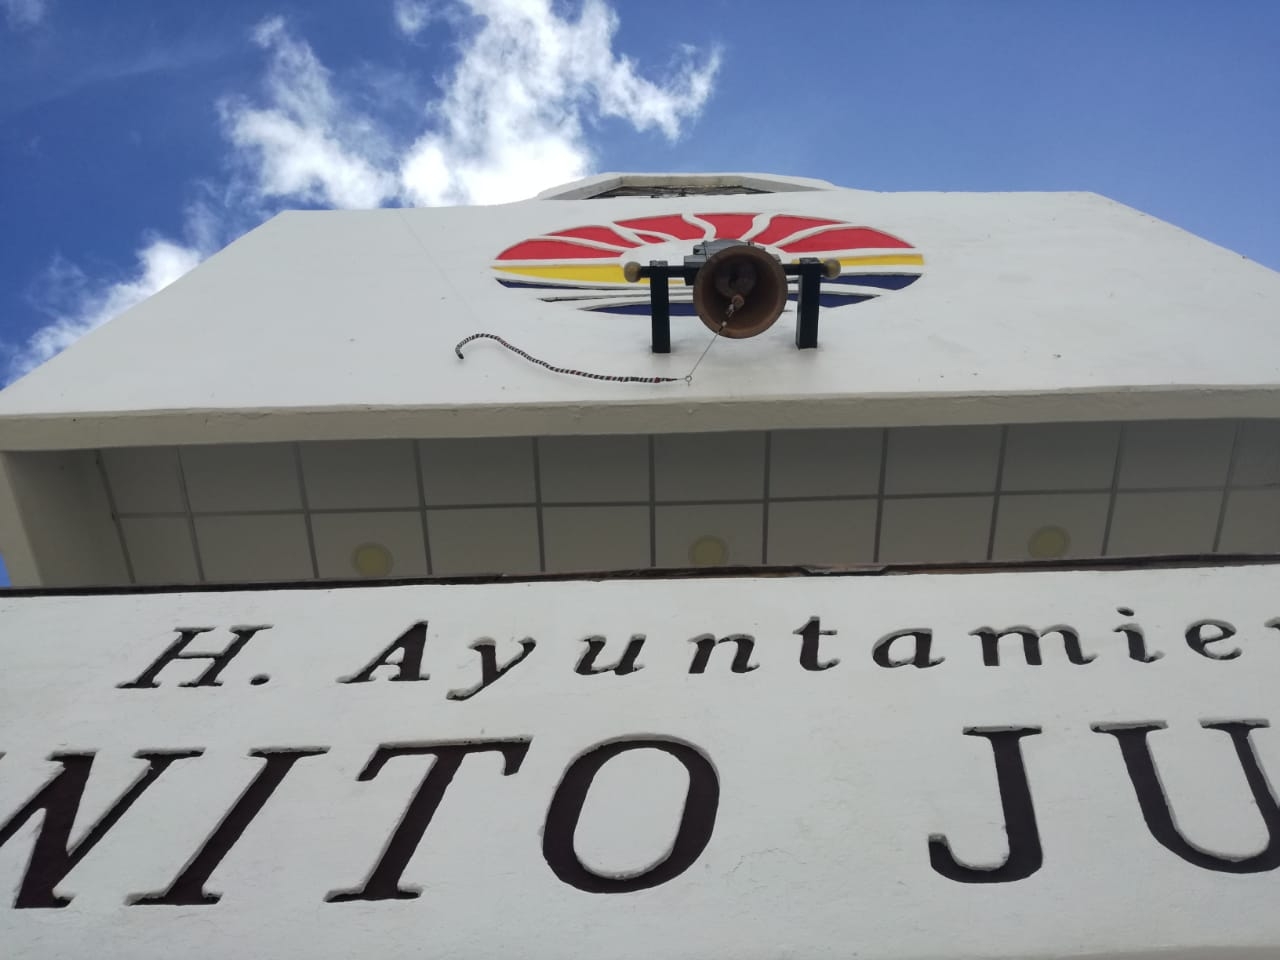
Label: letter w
xmin=0 ymin=751 xmax=200 ymax=908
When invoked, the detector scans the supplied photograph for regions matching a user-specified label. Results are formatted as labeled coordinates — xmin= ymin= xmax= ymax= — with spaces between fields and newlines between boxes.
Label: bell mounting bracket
xmin=628 ymin=241 xmax=834 ymax=353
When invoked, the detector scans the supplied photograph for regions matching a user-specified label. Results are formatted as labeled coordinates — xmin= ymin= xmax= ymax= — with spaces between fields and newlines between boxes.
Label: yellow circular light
xmin=689 ymin=536 xmax=729 ymax=567
xmin=351 ymin=542 xmax=394 ymax=577
xmin=822 ymin=258 xmax=842 ymax=279
xmin=622 ymin=261 xmax=643 ymax=283
xmin=1027 ymin=525 xmax=1070 ymax=559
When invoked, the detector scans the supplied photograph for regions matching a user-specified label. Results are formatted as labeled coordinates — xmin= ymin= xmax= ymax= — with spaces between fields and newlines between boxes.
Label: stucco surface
xmin=0 ymin=184 xmax=1277 ymax=448
xmin=1 ymin=564 xmax=1279 ymax=958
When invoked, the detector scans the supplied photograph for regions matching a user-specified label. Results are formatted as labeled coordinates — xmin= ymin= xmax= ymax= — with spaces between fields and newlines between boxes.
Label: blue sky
xmin=2 ymin=0 xmax=1279 ymax=378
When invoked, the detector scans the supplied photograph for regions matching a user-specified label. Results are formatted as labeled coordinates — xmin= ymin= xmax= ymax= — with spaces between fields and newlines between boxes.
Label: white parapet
xmin=1 ymin=561 xmax=1279 ymax=958
xmin=0 ymin=177 xmax=1277 ymax=450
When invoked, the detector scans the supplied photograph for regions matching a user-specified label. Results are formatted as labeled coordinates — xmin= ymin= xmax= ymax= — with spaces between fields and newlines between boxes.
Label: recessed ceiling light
xmin=1027 ymin=525 xmax=1070 ymax=559
xmin=351 ymin=542 xmax=394 ymax=577
xmin=689 ymin=535 xmax=729 ymax=567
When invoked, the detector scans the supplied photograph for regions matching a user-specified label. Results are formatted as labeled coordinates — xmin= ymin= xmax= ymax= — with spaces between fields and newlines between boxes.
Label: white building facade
xmin=0 ymin=173 xmax=1278 ymax=959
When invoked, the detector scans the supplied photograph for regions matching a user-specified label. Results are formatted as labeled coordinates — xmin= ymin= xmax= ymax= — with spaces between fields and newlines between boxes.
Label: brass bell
xmin=691 ymin=243 xmax=789 ymax=339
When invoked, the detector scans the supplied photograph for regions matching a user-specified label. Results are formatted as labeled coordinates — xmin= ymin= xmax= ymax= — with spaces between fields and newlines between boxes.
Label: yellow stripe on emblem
xmin=492 ymin=263 xmax=636 ymax=284
xmin=835 ymin=254 xmax=925 ymax=267
xmin=493 ymin=252 xmax=925 ymax=287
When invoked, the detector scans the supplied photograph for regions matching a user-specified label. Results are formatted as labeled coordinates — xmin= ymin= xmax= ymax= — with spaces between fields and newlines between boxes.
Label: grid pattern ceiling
xmin=97 ymin=419 xmax=1280 ymax=586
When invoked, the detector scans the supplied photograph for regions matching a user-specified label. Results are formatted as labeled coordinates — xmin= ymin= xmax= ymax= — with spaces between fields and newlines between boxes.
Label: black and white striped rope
xmin=454 ymin=325 xmax=726 ymax=384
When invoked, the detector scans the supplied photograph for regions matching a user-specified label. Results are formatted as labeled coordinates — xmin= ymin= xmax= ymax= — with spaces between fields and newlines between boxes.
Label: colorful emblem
xmin=492 ymin=213 xmax=923 ymax=315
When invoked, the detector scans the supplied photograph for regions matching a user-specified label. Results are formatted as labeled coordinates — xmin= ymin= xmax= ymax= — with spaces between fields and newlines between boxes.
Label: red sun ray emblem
xmin=492 ymin=212 xmax=923 ymax=316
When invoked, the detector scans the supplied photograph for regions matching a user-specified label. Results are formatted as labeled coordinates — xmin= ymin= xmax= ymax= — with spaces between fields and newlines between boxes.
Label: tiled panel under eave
xmin=538 ymin=435 xmax=650 ymax=504
xmin=1001 ymin=422 xmax=1120 ymax=492
xmin=419 ymin=438 xmax=537 ymax=506
xmin=182 ymin=444 xmax=303 ymax=512
xmin=1217 ymin=490 xmax=1280 ymax=553
xmin=311 ymin=511 xmax=428 ymax=579
xmin=1106 ymin=491 xmax=1221 ymax=556
xmin=120 ymin=516 xmax=200 ymax=584
xmin=878 ymin=497 xmax=994 ymax=563
xmin=300 ymin=440 xmax=420 ymax=510
xmin=990 ymin=493 xmax=1110 ymax=562
xmin=768 ymin=428 xmax=882 ymax=498
xmin=1233 ymin=421 xmax=1280 ymax=487
xmin=1118 ymin=420 xmax=1235 ymax=490
xmin=195 ymin=514 xmax=314 ymax=581
xmin=883 ymin=426 xmax=1002 ymax=496
xmin=542 ymin=506 xmax=650 ymax=573
xmin=767 ymin=500 xmax=876 ymax=565
xmin=655 ymin=503 xmax=762 ymax=567
xmin=654 ymin=432 xmax=765 ymax=502
xmin=427 ymin=506 xmax=541 ymax=576
xmin=102 ymin=447 xmax=188 ymax=514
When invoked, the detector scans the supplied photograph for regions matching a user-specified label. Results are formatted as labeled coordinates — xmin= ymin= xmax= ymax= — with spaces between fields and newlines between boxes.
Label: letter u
xmin=1094 ymin=721 xmax=1280 ymax=873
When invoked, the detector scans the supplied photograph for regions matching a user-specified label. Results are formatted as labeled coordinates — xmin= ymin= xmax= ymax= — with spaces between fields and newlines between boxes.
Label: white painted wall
xmin=0 ymin=184 xmax=1277 ymax=450
xmin=1 ymin=563 xmax=1279 ymax=958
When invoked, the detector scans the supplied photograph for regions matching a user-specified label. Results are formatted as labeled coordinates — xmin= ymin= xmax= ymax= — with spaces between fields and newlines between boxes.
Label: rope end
xmin=452 ymin=331 xmax=688 ymax=385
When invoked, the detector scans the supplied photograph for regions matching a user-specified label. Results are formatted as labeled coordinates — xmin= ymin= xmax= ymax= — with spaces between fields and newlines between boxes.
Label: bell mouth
xmin=692 ymin=243 xmax=789 ymax=338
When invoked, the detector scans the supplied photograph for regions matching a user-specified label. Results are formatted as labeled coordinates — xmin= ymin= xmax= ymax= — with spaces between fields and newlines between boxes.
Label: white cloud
xmin=223 ymin=1 xmax=721 ymax=208
xmin=392 ymin=0 xmax=435 ymax=37
xmin=399 ymin=0 xmax=721 ymax=205
xmin=219 ymin=16 xmax=398 ymax=209
xmin=8 ymin=1 xmax=719 ymax=378
xmin=11 ymin=236 xmax=203 ymax=381
xmin=2 ymin=0 xmax=47 ymax=28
